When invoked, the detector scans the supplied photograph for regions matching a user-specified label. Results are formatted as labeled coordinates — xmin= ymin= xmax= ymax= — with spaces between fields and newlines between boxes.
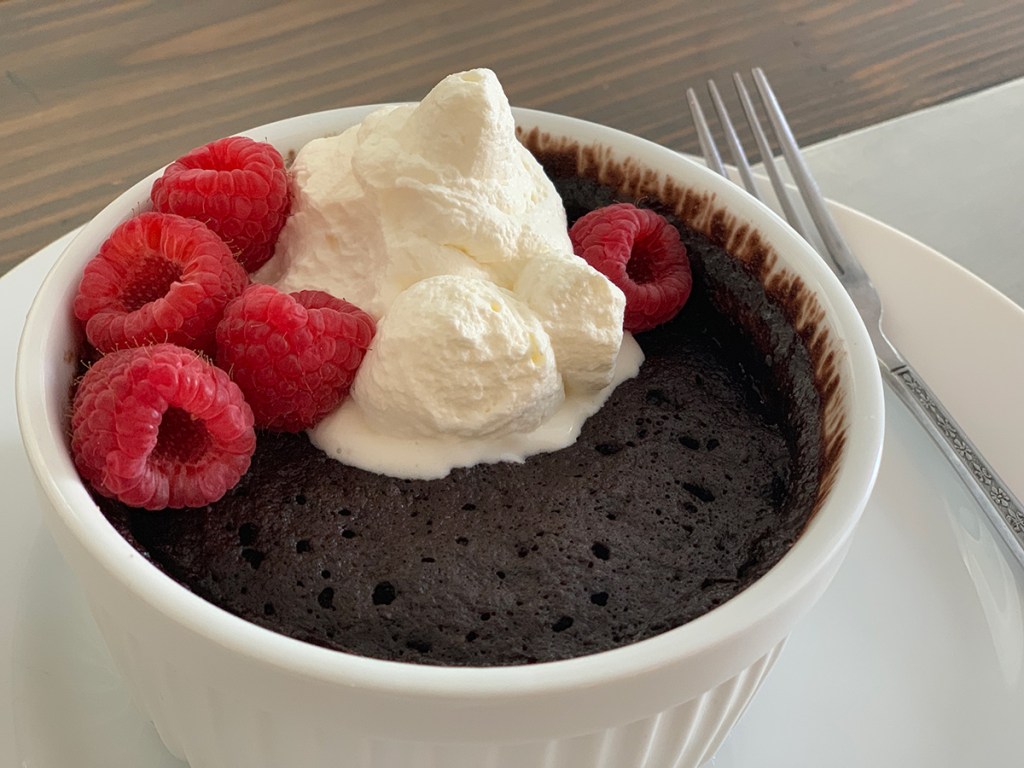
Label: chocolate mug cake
xmin=95 ymin=124 xmax=829 ymax=666
xmin=18 ymin=68 xmax=879 ymax=768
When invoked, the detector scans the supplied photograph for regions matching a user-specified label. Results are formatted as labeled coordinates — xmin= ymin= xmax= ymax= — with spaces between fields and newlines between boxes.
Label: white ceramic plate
xmin=2 ymin=200 xmax=1022 ymax=766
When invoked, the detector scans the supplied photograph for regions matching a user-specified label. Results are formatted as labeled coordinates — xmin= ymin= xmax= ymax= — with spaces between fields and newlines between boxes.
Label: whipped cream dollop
xmin=257 ymin=68 xmax=640 ymax=478
xmin=352 ymin=275 xmax=563 ymax=438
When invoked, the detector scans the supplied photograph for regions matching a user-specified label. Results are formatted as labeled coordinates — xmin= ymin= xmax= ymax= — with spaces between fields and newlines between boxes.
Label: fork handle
xmin=883 ymin=360 xmax=1024 ymax=561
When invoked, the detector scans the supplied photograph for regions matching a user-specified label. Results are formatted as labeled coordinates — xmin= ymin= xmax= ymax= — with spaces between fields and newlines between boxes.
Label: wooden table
xmin=3 ymin=0 xmax=1024 ymax=276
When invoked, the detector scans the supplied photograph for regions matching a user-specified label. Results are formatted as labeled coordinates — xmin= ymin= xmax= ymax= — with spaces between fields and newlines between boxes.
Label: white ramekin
xmin=16 ymin=106 xmax=884 ymax=768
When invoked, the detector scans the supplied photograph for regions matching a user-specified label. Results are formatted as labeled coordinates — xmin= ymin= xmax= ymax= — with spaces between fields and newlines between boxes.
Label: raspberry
xmin=73 ymin=212 xmax=249 ymax=354
xmin=570 ymin=203 xmax=692 ymax=332
xmin=216 ymin=284 xmax=376 ymax=432
xmin=71 ymin=344 xmax=256 ymax=510
xmin=151 ymin=136 xmax=291 ymax=272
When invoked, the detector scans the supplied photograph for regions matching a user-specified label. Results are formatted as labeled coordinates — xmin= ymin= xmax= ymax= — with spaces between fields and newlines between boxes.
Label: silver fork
xmin=686 ymin=68 xmax=1024 ymax=566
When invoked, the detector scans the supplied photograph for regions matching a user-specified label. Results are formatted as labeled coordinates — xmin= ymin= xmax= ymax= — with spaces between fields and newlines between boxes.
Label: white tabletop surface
xmin=803 ymin=77 xmax=1024 ymax=309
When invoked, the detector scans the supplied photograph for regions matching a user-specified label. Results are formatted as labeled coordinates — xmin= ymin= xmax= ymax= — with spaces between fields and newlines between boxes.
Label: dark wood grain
xmin=3 ymin=0 xmax=1024 ymax=275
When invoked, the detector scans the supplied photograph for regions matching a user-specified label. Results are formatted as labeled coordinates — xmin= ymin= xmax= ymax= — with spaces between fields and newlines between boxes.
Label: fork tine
xmin=685 ymin=88 xmax=726 ymax=178
xmin=706 ymin=79 xmax=760 ymax=198
xmin=749 ymin=67 xmax=862 ymax=278
xmin=730 ymin=73 xmax=812 ymax=243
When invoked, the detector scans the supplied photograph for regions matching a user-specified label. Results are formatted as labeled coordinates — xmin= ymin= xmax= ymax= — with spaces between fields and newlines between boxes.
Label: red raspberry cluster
xmin=70 ymin=137 xmax=375 ymax=510
xmin=570 ymin=202 xmax=692 ymax=332
xmin=216 ymin=285 xmax=376 ymax=433
xmin=151 ymin=135 xmax=291 ymax=272
xmin=74 ymin=212 xmax=248 ymax=355
xmin=71 ymin=344 xmax=256 ymax=510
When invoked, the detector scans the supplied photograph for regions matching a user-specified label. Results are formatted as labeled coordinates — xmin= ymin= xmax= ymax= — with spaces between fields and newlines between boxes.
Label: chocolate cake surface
xmin=98 ymin=147 xmax=827 ymax=667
